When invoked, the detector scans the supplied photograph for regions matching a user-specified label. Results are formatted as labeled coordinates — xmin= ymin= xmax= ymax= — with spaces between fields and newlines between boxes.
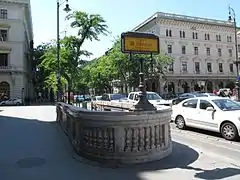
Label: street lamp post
xmin=228 ymin=6 xmax=240 ymax=101
xmin=56 ymin=0 xmax=71 ymax=102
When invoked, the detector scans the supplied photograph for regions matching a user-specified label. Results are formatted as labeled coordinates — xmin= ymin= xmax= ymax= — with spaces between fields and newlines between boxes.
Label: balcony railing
xmin=0 ymin=66 xmax=12 ymax=69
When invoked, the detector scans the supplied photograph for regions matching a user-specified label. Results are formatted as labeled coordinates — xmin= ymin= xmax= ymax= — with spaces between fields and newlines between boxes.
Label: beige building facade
xmin=0 ymin=0 xmax=33 ymax=99
xmin=133 ymin=12 xmax=240 ymax=93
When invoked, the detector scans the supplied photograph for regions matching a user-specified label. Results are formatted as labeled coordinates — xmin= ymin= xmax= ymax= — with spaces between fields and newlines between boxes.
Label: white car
xmin=127 ymin=91 xmax=171 ymax=106
xmin=0 ymin=98 xmax=23 ymax=106
xmin=171 ymin=96 xmax=240 ymax=141
xmin=92 ymin=96 xmax=102 ymax=101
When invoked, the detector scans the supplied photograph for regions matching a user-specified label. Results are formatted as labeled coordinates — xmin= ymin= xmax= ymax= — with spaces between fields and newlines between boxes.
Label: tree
xmin=33 ymin=42 xmax=55 ymax=100
xmin=78 ymin=39 xmax=173 ymax=94
xmin=64 ymin=11 xmax=108 ymax=102
xmin=39 ymin=10 xmax=109 ymax=103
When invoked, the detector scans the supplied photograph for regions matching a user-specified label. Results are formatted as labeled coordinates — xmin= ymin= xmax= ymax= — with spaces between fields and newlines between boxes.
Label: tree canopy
xmin=78 ymin=39 xmax=173 ymax=94
xmin=36 ymin=10 xmax=109 ymax=94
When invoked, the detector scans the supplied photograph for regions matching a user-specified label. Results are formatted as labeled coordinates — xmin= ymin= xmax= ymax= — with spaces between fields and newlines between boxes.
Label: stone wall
xmin=56 ymin=102 xmax=172 ymax=165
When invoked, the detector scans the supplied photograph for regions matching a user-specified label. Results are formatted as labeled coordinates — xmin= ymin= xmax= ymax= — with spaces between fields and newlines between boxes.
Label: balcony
xmin=0 ymin=66 xmax=14 ymax=73
xmin=0 ymin=66 xmax=25 ymax=74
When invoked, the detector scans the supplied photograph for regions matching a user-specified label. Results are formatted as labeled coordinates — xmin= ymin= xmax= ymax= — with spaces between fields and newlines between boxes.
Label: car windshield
xmin=212 ymin=99 xmax=240 ymax=111
xmin=110 ymin=94 xmax=125 ymax=100
xmin=147 ymin=93 xmax=163 ymax=100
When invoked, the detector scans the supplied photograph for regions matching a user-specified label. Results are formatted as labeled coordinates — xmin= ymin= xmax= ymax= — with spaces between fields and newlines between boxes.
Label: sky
xmin=31 ymin=0 xmax=240 ymax=59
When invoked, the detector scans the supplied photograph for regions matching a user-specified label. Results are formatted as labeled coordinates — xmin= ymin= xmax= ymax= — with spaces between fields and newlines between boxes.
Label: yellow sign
xmin=121 ymin=32 xmax=159 ymax=54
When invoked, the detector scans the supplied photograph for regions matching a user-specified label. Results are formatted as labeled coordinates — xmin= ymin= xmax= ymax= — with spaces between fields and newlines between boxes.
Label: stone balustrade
xmin=91 ymin=100 xmax=134 ymax=111
xmin=56 ymin=102 xmax=172 ymax=165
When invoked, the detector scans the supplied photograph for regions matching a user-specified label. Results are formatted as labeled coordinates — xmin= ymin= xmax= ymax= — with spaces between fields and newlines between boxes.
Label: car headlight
xmin=238 ymin=117 xmax=240 ymax=121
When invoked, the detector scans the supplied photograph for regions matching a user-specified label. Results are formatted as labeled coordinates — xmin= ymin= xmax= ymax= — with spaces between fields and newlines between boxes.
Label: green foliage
xmin=78 ymin=39 xmax=173 ymax=93
xmin=37 ymin=10 xmax=109 ymax=93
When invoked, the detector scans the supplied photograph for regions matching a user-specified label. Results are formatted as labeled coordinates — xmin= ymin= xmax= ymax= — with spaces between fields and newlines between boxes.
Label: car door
xmin=128 ymin=93 xmax=135 ymax=103
xmin=181 ymin=99 xmax=198 ymax=126
xmin=11 ymin=99 xmax=17 ymax=105
xmin=6 ymin=99 xmax=12 ymax=105
xmin=197 ymin=100 xmax=218 ymax=131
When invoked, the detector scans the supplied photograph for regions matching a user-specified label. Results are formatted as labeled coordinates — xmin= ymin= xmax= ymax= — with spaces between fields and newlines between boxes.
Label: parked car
xmin=172 ymin=92 xmax=208 ymax=105
xmin=101 ymin=93 xmax=127 ymax=101
xmin=172 ymin=96 xmax=240 ymax=141
xmin=159 ymin=93 xmax=177 ymax=100
xmin=0 ymin=98 xmax=23 ymax=106
xmin=75 ymin=95 xmax=85 ymax=102
xmin=127 ymin=91 xmax=171 ymax=106
xmin=92 ymin=96 xmax=102 ymax=101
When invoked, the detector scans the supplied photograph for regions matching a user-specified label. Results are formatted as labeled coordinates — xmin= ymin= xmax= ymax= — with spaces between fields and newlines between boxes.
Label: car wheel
xmin=221 ymin=122 xmax=238 ymax=141
xmin=16 ymin=102 xmax=20 ymax=106
xmin=175 ymin=115 xmax=186 ymax=129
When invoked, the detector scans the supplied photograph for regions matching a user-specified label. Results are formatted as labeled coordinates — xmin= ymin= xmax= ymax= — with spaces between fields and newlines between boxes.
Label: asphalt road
xmin=0 ymin=106 xmax=239 ymax=180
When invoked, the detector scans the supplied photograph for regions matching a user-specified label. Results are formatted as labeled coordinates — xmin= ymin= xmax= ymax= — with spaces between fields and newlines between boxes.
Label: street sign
xmin=236 ymin=76 xmax=240 ymax=81
xmin=121 ymin=32 xmax=159 ymax=54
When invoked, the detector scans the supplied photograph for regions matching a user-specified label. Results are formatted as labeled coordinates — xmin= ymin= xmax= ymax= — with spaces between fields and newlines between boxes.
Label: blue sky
xmin=31 ymin=0 xmax=240 ymax=59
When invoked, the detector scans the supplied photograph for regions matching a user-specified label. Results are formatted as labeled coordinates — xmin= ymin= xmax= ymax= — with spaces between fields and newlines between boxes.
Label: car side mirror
xmin=206 ymin=107 xmax=216 ymax=112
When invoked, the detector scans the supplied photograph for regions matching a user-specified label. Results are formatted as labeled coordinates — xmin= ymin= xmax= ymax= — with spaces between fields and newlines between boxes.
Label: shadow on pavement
xmin=184 ymin=166 xmax=240 ymax=180
xmin=126 ymin=141 xmax=199 ymax=171
xmin=0 ymin=112 xmax=239 ymax=180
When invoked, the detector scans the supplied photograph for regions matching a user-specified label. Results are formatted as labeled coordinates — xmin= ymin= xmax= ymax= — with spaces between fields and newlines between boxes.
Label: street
xmin=0 ymin=106 xmax=240 ymax=180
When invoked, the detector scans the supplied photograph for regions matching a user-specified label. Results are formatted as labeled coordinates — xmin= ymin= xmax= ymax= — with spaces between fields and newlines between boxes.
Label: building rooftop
xmin=133 ymin=12 xmax=234 ymax=31
xmin=0 ymin=0 xmax=30 ymax=4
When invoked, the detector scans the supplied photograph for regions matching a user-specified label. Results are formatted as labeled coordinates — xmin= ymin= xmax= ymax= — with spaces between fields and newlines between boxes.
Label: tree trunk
xmin=125 ymin=84 xmax=128 ymax=94
xmin=67 ymin=81 xmax=72 ymax=104
xmin=67 ymin=87 xmax=71 ymax=104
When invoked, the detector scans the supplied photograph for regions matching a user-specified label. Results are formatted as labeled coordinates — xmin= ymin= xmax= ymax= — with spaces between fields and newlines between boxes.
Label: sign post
xmin=121 ymin=32 xmax=160 ymax=111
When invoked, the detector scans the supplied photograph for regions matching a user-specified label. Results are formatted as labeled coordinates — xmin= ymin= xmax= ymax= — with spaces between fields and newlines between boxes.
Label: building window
xmin=219 ymin=63 xmax=223 ymax=73
xmin=167 ymin=45 xmax=172 ymax=53
xmin=227 ymin=36 xmax=232 ymax=42
xmin=166 ymin=29 xmax=172 ymax=37
xmin=0 ymin=9 xmax=7 ymax=19
xmin=192 ymin=32 xmax=198 ymax=39
xmin=216 ymin=34 xmax=221 ymax=41
xmin=195 ymin=62 xmax=200 ymax=73
xmin=180 ymin=30 xmax=185 ymax=38
xmin=168 ymin=63 xmax=173 ymax=72
xmin=206 ymin=47 xmax=210 ymax=56
xmin=207 ymin=63 xmax=212 ymax=73
xmin=228 ymin=49 xmax=232 ymax=57
xmin=218 ymin=48 xmax=222 ymax=57
xmin=230 ymin=63 xmax=234 ymax=73
xmin=0 ymin=29 xmax=7 ymax=41
xmin=181 ymin=61 xmax=188 ymax=73
xmin=205 ymin=33 xmax=210 ymax=40
xmin=182 ymin=46 xmax=186 ymax=54
xmin=194 ymin=47 xmax=198 ymax=55
xmin=0 ymin=53 xmax=8 ymax=66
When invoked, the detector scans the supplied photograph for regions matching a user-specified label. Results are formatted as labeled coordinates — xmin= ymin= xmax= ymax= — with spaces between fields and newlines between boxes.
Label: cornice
xmin=157 ymin=18 xmax=234 ymax=32
xmin=0 ymin=0 xmax=28 ymax=8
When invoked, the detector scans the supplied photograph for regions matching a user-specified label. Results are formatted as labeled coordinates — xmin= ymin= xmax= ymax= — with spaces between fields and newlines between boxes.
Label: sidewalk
xmin=0 ymin=106 xmax=239 ymax=180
